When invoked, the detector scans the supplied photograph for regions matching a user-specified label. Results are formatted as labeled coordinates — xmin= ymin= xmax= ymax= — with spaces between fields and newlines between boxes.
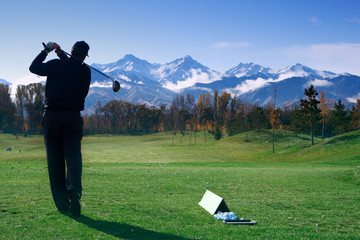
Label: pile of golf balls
xmin=213 ymin=211 xmax=239 ymax=221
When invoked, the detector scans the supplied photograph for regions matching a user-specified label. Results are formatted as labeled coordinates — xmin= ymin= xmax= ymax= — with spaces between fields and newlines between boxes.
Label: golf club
xmin=42 ymin=42 xmax=121 ymax=92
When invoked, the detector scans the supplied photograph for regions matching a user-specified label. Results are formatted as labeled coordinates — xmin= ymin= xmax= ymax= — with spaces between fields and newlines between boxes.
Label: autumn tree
xmin=213 ymin=90 xmax=219 ymax=121
xmin=102 ymin=100 xmax=122 ymax=133
xmin=300 ymin=85 xmax=321 ymax=145
xmin=218 ymin=92 xmax=231 ymax=116
xmin=196 ymin=93 xmax=212 ymax=125
xmin=269 ymin=88 xmax=280 ymax=153
xmin=195 ymin=93 xmax=213 ymax=142
xmin=318 ymin=91 xmax=333 ymax=137
xmin=350 ymin=99 xmax=360 ymax=130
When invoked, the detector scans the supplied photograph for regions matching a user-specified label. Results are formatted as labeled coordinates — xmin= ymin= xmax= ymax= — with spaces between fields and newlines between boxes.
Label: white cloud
xmin=213 ymin=41 xmax=251 ymax=48
xmin=347 ymin=93 xmax=360 ymax=103
xmin=304 ymin=79 xmax=333 ymax=88
xmin=117 ymin=74 xmax=131 ymax=82
xmin=281 ymin=43 xmax=360 ymax=76
xmin=345 ymin=16 xmax=360 ymax=24
xmin=90 ymin=81 xmax=112 ymax=88
xmin=225 ymin=78 xmax=269 ymax=95
xmin=162 ymin=69 xmax=221 ymax=93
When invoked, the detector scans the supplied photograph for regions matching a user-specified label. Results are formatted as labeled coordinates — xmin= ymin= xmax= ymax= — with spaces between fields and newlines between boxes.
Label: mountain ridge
xmin=2 ymin=55 xmax=360 ymax=112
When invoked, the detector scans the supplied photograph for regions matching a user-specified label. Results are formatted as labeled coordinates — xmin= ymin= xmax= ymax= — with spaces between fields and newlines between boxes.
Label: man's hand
xmin=52 ymin=42 xmax=61 ymax=54
xmin=42 ymin=42 xmax=55 ymax=53
xmin=52 ymin=42 xmax=67 ymax=59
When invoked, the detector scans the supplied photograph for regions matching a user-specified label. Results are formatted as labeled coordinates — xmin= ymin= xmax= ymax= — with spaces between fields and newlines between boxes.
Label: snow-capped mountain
xmin=152 ymin=55 xmax=221 ymax=92
xmin=11 ymin=54 xmax=359 ymax=112
xmin=197 ymin=63 xmax=358 ymax=107
xmin=86 ymin=54 xmax=222 ymax=111
xmin=91 ymin=54 xmax=160 ymax=86
xmin=276 ymin=63 xmax=338 ymax=81
xmin=225 ymin=63 xmax=275 ymax=78
xmin=85 ymin=56 xmax=360 ymax=112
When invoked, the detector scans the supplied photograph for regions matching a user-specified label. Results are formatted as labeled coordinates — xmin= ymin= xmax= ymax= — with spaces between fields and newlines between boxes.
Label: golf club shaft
xmin=60 ymin=49 xmax=115 ymax=82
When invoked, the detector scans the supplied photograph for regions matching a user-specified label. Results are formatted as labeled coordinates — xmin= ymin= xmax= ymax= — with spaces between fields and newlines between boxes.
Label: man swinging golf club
xmin=29 ymin=41 xmax=91 ymax=217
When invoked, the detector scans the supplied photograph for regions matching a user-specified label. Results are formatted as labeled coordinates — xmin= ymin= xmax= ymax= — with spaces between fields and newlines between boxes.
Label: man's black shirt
xmin=29 ymin=51 xmax=91 ymax=112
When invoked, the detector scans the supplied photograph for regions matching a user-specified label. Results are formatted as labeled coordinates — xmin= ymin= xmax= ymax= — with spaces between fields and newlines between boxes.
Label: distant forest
xmin=1 ymin=83 xmax=359 ymax=141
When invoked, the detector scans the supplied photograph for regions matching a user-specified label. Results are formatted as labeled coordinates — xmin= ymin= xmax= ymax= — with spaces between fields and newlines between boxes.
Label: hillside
xmin=219 ymin=130 xmax=360 ymax=165
xmin=1 ymin=130 xmax=359 ymax=165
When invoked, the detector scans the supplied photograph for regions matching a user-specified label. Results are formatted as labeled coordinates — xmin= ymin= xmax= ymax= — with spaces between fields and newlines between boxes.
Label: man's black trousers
xmin=42 ymin=110 xmax=83 ymax=210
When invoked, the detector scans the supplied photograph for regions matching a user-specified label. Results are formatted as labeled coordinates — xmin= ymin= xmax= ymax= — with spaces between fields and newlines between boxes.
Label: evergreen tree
xmin=331 ymin=99 xmax=349 ymax=135
xmin=290 ymin=106 xmax=307 ymax=135
xmin=300 ymin=85 xmax=321 ymax=145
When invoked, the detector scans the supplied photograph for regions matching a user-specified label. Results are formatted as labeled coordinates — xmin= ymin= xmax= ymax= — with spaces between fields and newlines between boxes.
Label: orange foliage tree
xmin=318 ymin=91 xmax=333 ymax=137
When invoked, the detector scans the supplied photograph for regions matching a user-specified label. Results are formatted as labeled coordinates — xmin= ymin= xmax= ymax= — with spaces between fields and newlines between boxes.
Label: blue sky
xmin=1 ymin=0 xmax=360 ymax=85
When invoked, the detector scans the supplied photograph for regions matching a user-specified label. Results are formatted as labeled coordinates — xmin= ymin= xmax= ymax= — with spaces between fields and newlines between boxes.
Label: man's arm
xmin=29 ymin=50 xmax=49 ymax=76
xmin=56 ymin=50 xmax=69 ymax=60
xmin=29 ymin=42 xmax=65 ymax=76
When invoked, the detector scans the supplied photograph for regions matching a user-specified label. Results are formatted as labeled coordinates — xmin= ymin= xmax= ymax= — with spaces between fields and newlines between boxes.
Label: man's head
xmin=71 ymin=41 xmax=90 ymax=61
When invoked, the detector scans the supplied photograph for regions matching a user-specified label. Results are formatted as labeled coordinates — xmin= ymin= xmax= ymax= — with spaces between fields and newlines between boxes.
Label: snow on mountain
xmin=75 ymin=56 xmax=360 ymax=111
xmin=15 ymin=53 xmax=359 ymax=113
xmin=91 ymin=54 xmax=160 ymax=86
xmin=225 ymin=63 xmax=274 ymax=78
xmin=153 ymin=55 xmax=222 ymax=92
xmin=93 ymin=54 xmax=159 ymax=75
xmin=276 ymin=63 xmax=338 ymax=81
xmin=93 ymin=54 xmax=222 ymax=93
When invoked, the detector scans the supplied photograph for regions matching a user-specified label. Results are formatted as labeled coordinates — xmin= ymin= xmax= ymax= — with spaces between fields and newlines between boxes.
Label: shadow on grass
xmin=63 ymin=213 xmax=193 ymax=240
xmin=324 ymin=133 xmax=360 ymax=145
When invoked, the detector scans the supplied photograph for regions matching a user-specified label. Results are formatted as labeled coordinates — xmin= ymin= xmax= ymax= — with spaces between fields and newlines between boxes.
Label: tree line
xmin=1 ymin=83 xmax=360 ymax=143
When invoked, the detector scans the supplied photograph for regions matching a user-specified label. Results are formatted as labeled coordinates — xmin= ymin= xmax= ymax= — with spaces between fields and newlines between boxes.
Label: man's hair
xmin=71 ymin=41 xmax=90 ymax=59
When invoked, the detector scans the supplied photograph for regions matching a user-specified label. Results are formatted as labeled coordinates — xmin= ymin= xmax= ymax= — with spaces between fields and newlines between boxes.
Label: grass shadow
xmin=324 ymin=133 xmax=360 ymax=145
xmin=62 ymin=213 xmax=193 ymax=240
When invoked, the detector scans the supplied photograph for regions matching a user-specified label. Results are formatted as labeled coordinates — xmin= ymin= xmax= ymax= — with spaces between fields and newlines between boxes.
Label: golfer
xmin=29 ymin=41 xmax=91 ymax=217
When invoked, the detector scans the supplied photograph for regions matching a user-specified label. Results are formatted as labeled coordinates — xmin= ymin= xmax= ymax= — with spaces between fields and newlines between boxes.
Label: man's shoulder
xmin=47 ymin=58 xmax=63 ymax=65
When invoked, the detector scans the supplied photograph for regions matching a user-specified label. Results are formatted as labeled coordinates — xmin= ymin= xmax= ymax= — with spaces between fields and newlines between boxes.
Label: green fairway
xmin=1 ymin=131 xmax=359 ymax=239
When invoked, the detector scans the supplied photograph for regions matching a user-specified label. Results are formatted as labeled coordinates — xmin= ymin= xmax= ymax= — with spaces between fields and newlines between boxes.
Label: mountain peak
xmin=278 ymin=63 xmax=310 ymax=74
xmin=122 ymin=54 xmax=141 ymax=61
xmin=177 ymin=55 xmax=196 ymax=64
xmin=225 ymin=62 xmax=273 ymax=78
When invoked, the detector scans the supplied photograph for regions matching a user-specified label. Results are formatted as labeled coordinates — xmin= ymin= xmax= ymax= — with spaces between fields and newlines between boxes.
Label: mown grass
xmin=1 ymin=130 xmax=359 ymax=239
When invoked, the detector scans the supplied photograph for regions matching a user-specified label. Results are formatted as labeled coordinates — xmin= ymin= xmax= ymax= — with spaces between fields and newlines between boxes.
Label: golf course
xmin=1 ymin=130 xmax=359 ymax=239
